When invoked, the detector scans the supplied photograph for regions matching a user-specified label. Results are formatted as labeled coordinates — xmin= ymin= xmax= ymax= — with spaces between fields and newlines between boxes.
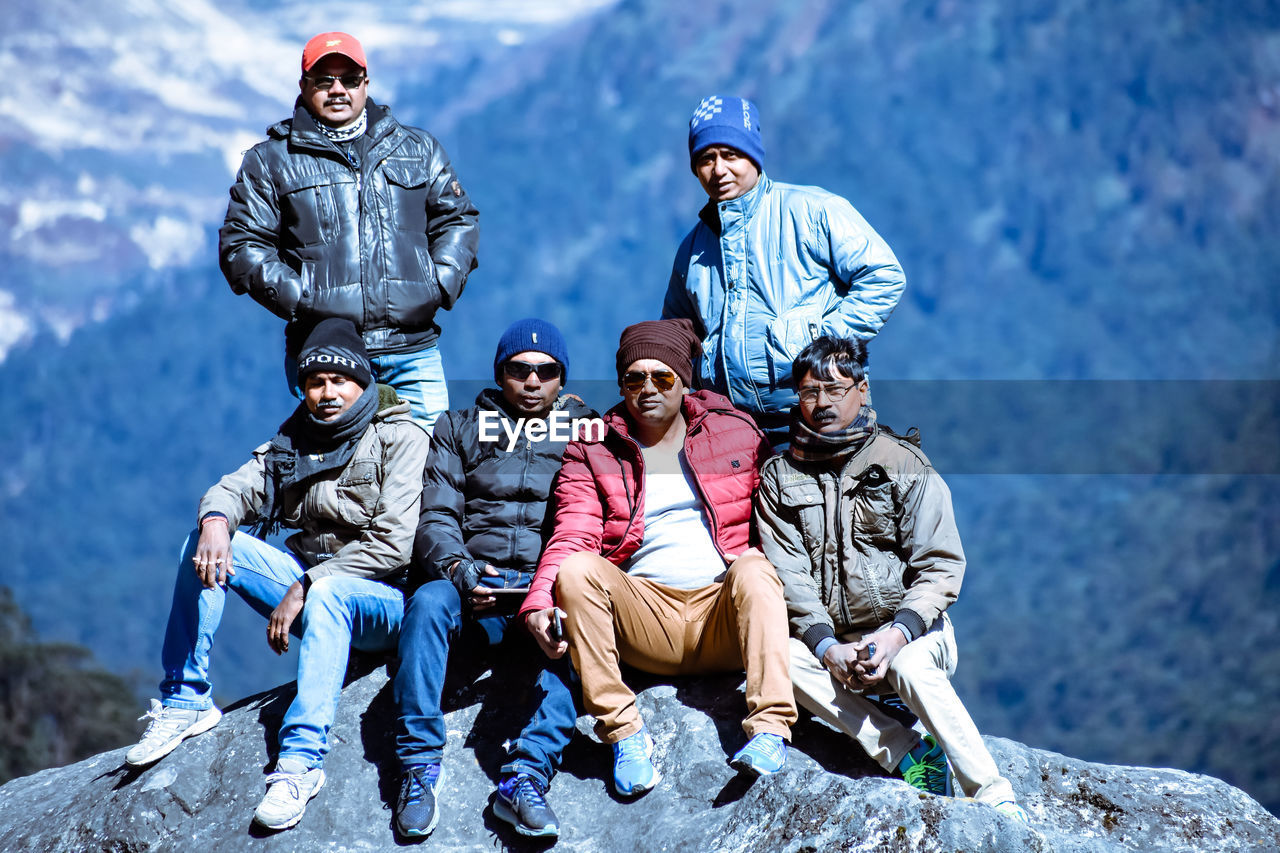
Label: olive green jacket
xmin=755 ymin=428 xmax=965 ymax=654
xmin=197 ymin=400 xmax=429 ymax=586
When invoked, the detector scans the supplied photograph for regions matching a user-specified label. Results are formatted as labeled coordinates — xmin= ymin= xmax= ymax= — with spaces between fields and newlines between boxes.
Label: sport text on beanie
xmin=297 ymin=318 xmax=374 ymax=388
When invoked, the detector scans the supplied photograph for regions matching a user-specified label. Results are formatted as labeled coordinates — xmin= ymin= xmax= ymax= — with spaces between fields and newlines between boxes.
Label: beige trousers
xmin=789 ymin=614 xmax=1015 ymax=805
xmin=555 ymin=549 xmax=797 ymax=744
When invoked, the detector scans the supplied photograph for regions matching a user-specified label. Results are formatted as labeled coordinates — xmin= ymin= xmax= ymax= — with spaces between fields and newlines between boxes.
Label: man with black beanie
xmin=124 ymin=318 xmax=429 ymax=831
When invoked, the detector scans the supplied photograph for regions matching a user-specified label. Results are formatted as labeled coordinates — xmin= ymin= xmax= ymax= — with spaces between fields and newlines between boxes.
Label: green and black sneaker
xmin=897 ymin=734 xmax=953 ymax=796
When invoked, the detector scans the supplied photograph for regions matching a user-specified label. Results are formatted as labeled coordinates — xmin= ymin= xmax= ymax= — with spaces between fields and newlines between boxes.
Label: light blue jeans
xmin=285 ymin=342 xmax=449 ymax=432
xmin=370 ymin=345 xmax=450 ymax=431
xmin=159 ymin=530 xmax=404 ymax=769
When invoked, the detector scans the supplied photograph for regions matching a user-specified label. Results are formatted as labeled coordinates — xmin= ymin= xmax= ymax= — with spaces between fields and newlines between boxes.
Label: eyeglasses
xmin=797 ymin=382 xmax=857 ymax=404
xmin=621 ymin=370 xmax=678 ymax=392
xmin=305 ymin=73 xmax=366 ymax=91
xmin=504 ymin=361 xmax=562 ymax=382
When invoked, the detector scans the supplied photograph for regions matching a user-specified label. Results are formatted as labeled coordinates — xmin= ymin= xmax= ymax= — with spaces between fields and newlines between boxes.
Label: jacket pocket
xmin=849 ymin=467 xmax=897 ymax=542
xmin=778 ymin=479 xmax=826 ymax=545
xmin=333 ymin=461 xmax=381 ymax=526
xmin=765 ymin=308 xmax=823 ymax=385
xmin=280 ymin=170 xmax=352 ymax=246
xmin=382 ymin=159 xmax=430 ymax=234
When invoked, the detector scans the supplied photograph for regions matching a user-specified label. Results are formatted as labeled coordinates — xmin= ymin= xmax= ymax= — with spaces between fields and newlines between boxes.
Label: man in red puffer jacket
xmin=519 ymin=319 xmax=796 ymax=799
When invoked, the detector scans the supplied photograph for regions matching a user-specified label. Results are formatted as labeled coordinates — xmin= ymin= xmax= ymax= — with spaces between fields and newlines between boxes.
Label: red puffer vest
xmin=520 ymin=390 xmax=771 ymax=615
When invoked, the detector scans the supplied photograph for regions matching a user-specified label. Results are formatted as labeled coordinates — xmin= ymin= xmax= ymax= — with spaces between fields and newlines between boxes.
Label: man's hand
xmin=268 ymin=581 xmax=306 ymax=654
xmin=851 ymin=627 xmax=908 ymax=689
xmin=450 ymin=560 xmax=501 ymax=611
xmin=526 ymin=607 xmax=568 ymax=659
xmin=193 ymin=519 xmax=234 ymax=588
xmin=821 ymin=642 xmax=864 ymax=689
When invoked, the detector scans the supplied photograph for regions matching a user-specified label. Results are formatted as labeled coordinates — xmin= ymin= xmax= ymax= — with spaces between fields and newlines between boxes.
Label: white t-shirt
xmin=622 ymin=452 xmax=725 ymax=589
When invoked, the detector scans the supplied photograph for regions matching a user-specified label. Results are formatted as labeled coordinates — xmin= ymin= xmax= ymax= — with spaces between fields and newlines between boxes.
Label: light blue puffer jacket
xmin=663 ymin=174 xmax=905 ymax=417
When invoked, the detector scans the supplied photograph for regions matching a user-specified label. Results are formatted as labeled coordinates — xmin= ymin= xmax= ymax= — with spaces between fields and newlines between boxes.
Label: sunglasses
xmin=305 ymin=73 xmax=366 ymax=90
xmin=621 ymin=370 xmax=678 ymax=392
xmin=504 ymin=361 xmax=563 ymax=382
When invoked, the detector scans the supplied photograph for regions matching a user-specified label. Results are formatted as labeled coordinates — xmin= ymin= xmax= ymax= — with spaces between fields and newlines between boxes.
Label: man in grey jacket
xmin=219 ymin=32 xmax=479 ymax=429
xmin=754 ymin=335 xmax=1029 ymax=824
xmin=124 ymin=318 xmax=429 ymax=831
xmin=663 ymin=96 xmax=905 ymax=448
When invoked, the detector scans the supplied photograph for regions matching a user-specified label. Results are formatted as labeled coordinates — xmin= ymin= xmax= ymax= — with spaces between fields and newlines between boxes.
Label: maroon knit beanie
xmin=615 ymin=318 xmax=702 ymax=388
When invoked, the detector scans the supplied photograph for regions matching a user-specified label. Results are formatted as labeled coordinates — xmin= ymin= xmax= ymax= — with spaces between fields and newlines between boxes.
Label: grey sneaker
xmin=253 ymin=758 xmax=326 ymax=830
xmin=125 ymin=699 xmax=222 ymax=767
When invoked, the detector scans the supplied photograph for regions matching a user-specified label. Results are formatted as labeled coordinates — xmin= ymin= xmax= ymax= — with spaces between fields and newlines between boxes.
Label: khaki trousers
xmin=555 ymin=549 xmax=797 ymax=744
xmin=789 ymin=614 xmax=1016 ymax=805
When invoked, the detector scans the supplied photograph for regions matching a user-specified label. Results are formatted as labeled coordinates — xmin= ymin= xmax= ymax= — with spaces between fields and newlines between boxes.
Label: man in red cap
xmin=220 ymin=32 xmax=479 ymax=431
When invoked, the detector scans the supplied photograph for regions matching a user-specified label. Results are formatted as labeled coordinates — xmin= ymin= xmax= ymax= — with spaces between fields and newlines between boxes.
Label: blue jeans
xmin=285 ymin=342 xmax=449 ymax=431
xmin=394 ymin=578 xmax=578 ymax=790
xmin=159 ymin=530 xmax=404 ymax=769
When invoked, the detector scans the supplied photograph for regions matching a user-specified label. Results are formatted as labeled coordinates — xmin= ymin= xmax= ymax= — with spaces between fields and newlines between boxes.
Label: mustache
xmin=324 ymin=97 xmax=351 ymax=107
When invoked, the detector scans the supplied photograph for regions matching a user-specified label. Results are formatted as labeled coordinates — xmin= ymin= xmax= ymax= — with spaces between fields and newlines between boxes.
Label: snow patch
xmin=130 ymin=216 xmax=205 ymax=269
xmin=0 ymin=291 xmax=33 ymax=362
xmin=15 ymin=199 xmax=107 ymax=237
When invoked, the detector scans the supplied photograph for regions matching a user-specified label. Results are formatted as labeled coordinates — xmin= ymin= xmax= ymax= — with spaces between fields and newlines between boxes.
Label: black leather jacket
xmin=219 ymin=100 xmax=480 ymax=355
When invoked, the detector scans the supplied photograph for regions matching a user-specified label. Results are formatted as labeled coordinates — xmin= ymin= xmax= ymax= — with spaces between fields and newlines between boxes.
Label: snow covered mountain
xmin=0 ymin=0 xmax=617 ymax=356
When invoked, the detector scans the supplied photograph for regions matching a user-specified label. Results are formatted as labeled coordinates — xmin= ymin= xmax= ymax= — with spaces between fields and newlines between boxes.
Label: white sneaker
xmin=125 ymin=699 xmax=222 ymax=767
xmin=253 ymin=758 xmax=326 ymax=830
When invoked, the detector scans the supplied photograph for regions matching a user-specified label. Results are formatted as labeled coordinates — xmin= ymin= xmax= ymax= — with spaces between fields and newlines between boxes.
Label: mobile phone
xmin=550 ymin=609 xmax=564 ymax=641
xmin=485 ymin=587 xmax=531 ymax=597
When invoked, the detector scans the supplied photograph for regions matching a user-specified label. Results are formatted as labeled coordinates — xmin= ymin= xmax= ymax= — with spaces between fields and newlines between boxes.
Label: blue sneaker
xmin=897 ymin=734 xmax=952 ymax=796
xmin=729 ymin=733 xmax=788 ymax=777
xmin=612 ymin=726 xmax=660 ymax=796
xmin=494 ymin=774 xmax=560 ymax=838
xmin=394 ymin=763 xmax=444 ymax=838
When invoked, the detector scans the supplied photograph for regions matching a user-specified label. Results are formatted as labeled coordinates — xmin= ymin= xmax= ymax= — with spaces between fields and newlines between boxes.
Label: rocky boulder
xmin=1 ymin=656 xmax=1276 ymax=852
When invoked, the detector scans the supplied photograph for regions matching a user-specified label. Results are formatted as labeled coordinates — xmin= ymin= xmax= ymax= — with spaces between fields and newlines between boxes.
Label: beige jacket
xmin=197 ymin=401 xmax=429 ymax=585
xmin=755 ymin=429 xmax=965 ymax=653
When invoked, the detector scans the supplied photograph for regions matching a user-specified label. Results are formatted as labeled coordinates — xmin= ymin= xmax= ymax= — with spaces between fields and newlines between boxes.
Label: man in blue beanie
xmin=391 ymin=318 xmax=595 ymax=840
xmin=663 ymin=95 xmax=907 ymax=449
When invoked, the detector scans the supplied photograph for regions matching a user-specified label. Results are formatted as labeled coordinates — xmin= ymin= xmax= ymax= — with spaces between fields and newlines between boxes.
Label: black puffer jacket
xmin=413 ymin=389 xmax=597 ymax=583
xmin=219 ymin=100 xmax=480 ymax=355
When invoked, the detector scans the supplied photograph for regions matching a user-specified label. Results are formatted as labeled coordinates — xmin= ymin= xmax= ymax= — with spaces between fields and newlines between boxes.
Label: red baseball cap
xmin=301 ymin=32 xmax=367 ymax=72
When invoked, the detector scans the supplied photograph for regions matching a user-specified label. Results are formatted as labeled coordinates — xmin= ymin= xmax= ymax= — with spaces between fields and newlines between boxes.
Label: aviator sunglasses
xmin=504 ymin=361 xmax=563 ymax=382
xmin=621 ymin=369 xmax=678 ymax=392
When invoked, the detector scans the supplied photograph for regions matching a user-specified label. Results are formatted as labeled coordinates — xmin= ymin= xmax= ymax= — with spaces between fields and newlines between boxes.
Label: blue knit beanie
xmin=493 ymin=318 xmax=570 ymax=383
xmin=688 ymin=95 xmax=764 ymax=171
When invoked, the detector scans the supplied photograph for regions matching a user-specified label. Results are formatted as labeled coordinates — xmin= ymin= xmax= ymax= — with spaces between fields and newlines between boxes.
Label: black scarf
xmin=788 ymin=405 xmax=877 ymax=464
xmin=253 ymin=382 xmax=380 ymax=537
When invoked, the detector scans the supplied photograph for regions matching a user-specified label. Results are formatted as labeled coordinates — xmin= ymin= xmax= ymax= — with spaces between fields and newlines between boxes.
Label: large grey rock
xmin=1 ymin=656 xmax=1276 ymax=852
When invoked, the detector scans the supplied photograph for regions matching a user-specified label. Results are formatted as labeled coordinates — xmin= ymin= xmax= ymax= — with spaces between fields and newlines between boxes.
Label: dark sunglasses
xmin=621 ymin=370 xmax=678 ymax=392
xmin=504 ymin=360 xmax=562 ymax=382
xmin=305 ymin=73 xmax=366 ymax=90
